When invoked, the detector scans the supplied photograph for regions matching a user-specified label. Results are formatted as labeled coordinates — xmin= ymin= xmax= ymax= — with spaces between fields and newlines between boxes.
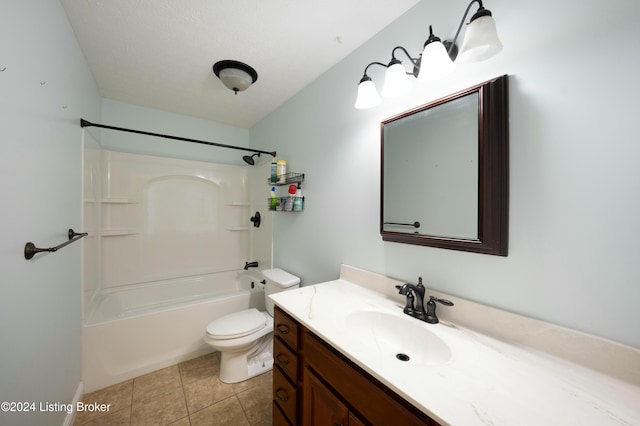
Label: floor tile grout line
xmin=236 ymin=392 xmax=253 ymax=425
xmin=129 ymin=377 xmax=134 ymax=426
xmin=187 ymin=393 xmax=237 ymax=419
xmin=178 ymin=366 xmax=193 ymax=426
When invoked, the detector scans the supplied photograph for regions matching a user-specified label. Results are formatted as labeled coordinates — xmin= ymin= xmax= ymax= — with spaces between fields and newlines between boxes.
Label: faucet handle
xmin=417 ymin=276 xmax=424 ymax=289
xmin=424 ymin=296 xmax=454 ymax=324
xmin=431 ymin=296 xmax=453 ymax=307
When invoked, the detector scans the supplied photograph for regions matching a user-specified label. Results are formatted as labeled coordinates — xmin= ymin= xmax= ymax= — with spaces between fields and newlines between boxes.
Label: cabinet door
xmin=349 ymin=413 xmax=367 ymax=426
xmin=304 ymin=368 xmax=349 ymax=426
xmin=303 ymin=330 xmax=437 ymax=425
xmin=273 ymin=401 xmax=292 ymax=426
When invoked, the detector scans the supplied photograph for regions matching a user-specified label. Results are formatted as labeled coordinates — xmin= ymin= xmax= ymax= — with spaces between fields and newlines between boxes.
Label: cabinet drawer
xmin=274 ymin=336 xmax=298 ymax=382
xmin=274 ymin=306 xmax=299 ymax=350
xmin=273 ymin=365 xmax=297 ymax=423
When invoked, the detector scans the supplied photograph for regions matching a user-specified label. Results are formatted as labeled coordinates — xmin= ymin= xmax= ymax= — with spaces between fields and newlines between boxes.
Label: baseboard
xmin=62 ymin=381 xmax=84 ymax=426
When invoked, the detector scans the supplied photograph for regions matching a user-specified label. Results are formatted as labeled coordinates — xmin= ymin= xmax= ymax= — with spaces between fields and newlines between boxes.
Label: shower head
xmin=243 ymin=152 xmax=260 ymax=165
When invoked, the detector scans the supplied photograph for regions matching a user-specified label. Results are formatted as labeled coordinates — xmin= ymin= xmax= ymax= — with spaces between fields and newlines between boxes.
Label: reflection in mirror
xmin=380 ymin=75 xmax=509 ymax=256
xmin=383 ymin=92 xmax=479 ymax=239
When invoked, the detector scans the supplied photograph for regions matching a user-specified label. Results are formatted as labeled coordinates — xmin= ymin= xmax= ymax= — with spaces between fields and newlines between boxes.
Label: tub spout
xmin=244 ymin=261 xmax=259 ymax=270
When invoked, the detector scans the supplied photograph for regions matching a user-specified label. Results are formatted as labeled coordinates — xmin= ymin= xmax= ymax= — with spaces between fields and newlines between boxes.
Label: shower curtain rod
xmin=80 ymin=119 xmax=277 ymax=158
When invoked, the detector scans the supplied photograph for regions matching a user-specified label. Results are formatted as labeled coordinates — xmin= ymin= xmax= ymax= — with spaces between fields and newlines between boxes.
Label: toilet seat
xmin=206 ymin=308 xmax=269 ymax=339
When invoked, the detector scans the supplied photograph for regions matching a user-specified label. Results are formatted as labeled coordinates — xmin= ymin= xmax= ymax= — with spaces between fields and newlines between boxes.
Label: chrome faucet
xmin=244 ymin=261 xmax=259 ymax=270
xmin=396 ymin=277 xmax=453 ymax=323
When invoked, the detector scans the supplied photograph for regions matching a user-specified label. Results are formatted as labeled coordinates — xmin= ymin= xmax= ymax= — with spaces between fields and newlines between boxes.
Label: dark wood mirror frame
xmin=380 ymin=74 xmax=509 ymax=256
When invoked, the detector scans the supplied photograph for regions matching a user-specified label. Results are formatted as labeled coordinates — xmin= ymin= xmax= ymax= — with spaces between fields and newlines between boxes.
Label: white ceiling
xmin=60 ymin=0 xmax=420 ymax=129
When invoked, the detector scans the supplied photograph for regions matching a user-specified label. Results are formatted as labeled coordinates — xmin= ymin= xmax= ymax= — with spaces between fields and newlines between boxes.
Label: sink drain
xmin=396 ymin=353 xmax=410 ymax=362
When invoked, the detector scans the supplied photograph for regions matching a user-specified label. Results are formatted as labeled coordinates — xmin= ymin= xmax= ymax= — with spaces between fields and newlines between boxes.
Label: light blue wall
xmin=251 ymin=0 xmax=640 ymax=348
xmin=0 ymin=1 xmax=101 ymax=425
xmin=1 ymin=3 xmax=638 ymax=419
xmin=99 ymin=99 xmax=250 ymax=165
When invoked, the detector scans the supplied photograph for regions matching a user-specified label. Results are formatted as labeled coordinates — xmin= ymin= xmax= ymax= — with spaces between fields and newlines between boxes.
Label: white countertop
xmin=270 ymin=279 xmax=640 ymax=426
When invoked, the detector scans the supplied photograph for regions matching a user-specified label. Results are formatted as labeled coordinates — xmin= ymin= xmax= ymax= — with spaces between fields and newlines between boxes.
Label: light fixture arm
xmin=359 ymin=45 xmax=421 ymax=82
xmin=448 ymin=0 xmax=487 ymax=57
xmin=390 ymin=46 xmax=420 ymax=76
xmin=359 ymin=61 xmax=388 ymax=82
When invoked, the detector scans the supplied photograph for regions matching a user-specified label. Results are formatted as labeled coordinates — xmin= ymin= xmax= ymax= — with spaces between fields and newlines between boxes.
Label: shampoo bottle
xmin=276 ymin=160 xmax=287 ymax=183
xmin=270 ymin=161 xmax=277 ymax=183
xmin=270 ymin=187 xmax=277 ymax=210
xmin=293 ymin=185 xmax=303 ymax=211
xmin=285 ymin=184 xmax=296 ymax=211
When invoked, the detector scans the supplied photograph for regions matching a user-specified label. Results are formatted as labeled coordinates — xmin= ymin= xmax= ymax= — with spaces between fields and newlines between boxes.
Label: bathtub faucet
xmin=244 ymin=261 xmax=259 ymax=270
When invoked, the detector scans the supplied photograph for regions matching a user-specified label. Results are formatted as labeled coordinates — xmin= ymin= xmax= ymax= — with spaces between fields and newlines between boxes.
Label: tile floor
xmin=73 ymin=352 xmax=273 ymax=426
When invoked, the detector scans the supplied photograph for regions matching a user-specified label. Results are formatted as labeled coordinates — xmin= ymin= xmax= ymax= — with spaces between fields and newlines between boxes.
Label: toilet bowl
xmin=204 ymin=268 xmax=300 ymax=383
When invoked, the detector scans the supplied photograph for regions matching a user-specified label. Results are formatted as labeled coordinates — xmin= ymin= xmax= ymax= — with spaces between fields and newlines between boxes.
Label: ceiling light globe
xmin=213 ymin=60 xmax=258 ymax=94
xmin=219 ymin=68 xmax=253 ymax=93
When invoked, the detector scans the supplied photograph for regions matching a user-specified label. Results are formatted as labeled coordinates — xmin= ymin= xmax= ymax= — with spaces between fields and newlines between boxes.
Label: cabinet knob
xmin=275 ymin=353 xmax=289 ymax=366
xmin=275 ymin=388 xmax=289 ymax=402
xmin=276 ymin=324 xmax=290 ymax=334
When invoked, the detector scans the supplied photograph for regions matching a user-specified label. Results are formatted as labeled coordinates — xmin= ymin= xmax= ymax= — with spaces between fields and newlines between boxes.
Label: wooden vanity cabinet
xmin=273 ymin=306 xmax=439 ymax=426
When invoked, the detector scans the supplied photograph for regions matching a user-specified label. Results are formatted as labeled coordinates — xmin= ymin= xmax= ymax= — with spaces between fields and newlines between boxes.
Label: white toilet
xmin=204 ymin=268 xmax=300 ymax=383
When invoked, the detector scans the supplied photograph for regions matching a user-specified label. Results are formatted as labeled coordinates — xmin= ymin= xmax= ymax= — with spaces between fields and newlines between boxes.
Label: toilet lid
xmin=206 ymin=308 xmax=268 ymax=339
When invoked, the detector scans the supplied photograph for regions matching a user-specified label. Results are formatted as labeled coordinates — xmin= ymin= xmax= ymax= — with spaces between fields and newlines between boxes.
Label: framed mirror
xmin=380 ymin=75 xmax=508 ymax=256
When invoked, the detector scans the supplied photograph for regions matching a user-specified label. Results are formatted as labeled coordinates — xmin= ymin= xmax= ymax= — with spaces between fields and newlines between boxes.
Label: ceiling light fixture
xmin=213 ymin=60 xmax=258 ymax=94
xmin=354 ymin=0 xmax=503 ymax=109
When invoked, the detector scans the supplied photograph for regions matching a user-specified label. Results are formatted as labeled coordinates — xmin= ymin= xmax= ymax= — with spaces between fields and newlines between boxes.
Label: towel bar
xmin=24 ymin=228 xmax=88 ymax=260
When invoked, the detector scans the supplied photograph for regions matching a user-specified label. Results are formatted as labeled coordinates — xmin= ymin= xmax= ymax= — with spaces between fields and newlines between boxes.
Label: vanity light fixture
xmin=213 ymin=60 xmax=258 ymax=94
xmin=354 ymin=0 xmax=503 ymax=109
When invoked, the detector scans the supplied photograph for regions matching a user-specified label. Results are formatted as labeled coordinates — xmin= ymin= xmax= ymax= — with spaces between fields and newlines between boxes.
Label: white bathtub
xmin=82 ymin=270 xmax=266 ymax=393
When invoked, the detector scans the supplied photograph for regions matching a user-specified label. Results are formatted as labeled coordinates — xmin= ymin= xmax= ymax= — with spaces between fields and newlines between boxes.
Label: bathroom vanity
xmin=270 ymin=265 xmax=640 ymax=425
xmin=272 ymin=306 xmax=435 ymax=425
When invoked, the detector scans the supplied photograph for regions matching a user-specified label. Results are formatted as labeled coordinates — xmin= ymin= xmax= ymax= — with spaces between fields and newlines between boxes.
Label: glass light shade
xmin=381 ymin=62 xmax=412 ymax=98
xmin=456 ymin=15 xmax=503 ymax=64
xmin=417 ymin=41 xmax=456 ymax=83
xmin=218 ymin=67 xmax=253 ymax=92
xmin=354 ymin=79 xmax=382 ymax=109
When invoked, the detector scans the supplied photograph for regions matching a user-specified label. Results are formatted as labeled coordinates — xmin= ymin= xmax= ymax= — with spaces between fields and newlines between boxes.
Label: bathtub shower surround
xmin=82 ymin=149 xmax=272 ymax=392
xmin=83 ymin=133 xmax=102 ymax=316
xmin=99 ymin=150 xmax=251 ymax=288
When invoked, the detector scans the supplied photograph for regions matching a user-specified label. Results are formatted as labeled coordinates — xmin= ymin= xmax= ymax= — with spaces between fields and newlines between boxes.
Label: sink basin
xmin=345 ymin=310 xmax=452 ymax=366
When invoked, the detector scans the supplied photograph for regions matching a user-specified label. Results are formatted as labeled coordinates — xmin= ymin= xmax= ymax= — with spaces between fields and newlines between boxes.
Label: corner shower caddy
xmin=267 ymin=172 xmax=305 ymax=212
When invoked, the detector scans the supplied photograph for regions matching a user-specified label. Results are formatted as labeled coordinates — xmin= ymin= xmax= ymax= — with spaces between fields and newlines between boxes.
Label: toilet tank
xmin=262 ymin=268 xmax=300 ymax=316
